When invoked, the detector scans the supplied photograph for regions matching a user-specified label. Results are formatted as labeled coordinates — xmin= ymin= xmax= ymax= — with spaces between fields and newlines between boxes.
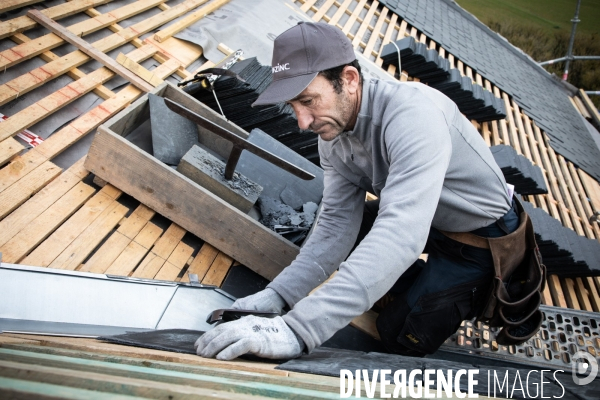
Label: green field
xmin=455 ymin=0 xmax=600 ymax=35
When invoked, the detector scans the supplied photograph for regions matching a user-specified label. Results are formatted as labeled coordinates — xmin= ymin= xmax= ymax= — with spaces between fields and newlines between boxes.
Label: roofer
xmin=195 ymin=22 xmax=543 ymax=361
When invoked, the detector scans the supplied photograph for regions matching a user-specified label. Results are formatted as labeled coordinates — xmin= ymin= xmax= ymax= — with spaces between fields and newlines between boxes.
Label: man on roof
xmin=195 ymin=22 xmax=533 ymax=360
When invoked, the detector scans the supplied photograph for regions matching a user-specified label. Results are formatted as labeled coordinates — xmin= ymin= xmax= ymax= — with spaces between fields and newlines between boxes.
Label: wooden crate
xmin=84 ymin=82 xmax=300 ymax=281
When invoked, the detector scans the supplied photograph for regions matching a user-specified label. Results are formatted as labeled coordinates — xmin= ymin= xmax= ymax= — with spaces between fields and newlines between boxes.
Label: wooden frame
xmin=84 ymin=82 xmax=300 ymax=281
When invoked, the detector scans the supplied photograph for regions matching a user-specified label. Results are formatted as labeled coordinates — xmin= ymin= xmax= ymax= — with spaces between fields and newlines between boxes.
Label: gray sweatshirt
xmin=269 ymin=78 xmax=511 ymax=352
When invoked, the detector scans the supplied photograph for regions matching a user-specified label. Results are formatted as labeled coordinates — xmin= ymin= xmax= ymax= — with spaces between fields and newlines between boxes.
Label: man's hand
xmin=195 ymin=315 xmax=303 ymax=360
xmin=231 ymin=288 xmax=286 ymax=314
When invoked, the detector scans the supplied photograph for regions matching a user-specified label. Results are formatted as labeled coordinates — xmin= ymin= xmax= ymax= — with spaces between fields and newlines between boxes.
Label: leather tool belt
xmin=441 ymin=198 xmax=546 ymax=345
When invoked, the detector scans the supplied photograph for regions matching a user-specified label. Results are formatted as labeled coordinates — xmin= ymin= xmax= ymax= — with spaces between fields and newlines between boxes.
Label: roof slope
xmin=381 ymin=0 xmax=600 ymax=182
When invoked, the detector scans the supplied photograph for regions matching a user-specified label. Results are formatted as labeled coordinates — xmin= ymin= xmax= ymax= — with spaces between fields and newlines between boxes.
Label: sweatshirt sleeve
xmin=267 ymin=146 xmax=366 ymax=308
xmin=282 ymin=95 xmax=453 ymax=352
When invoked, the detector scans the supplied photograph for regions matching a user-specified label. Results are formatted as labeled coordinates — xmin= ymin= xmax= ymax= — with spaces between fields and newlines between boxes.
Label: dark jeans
xmin=356 ymin=199 xmax=519 ymax=356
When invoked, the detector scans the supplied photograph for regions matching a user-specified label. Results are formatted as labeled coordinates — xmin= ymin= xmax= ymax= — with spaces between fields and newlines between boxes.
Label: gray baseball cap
xmin=252 ymin=22 xmax=355 ymax=107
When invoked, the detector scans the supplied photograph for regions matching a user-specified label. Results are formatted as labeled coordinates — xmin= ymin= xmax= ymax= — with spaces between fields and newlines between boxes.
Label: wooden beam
xmin=154 ymin=0 xmax=230 ymax=43
xmin=579 ymin=89 xmax=600 ymax=128
xmin=0 ymin=0 xmax=113 ymax=40
xmin=0 ymin=67 xmax=114 ymax=143
xmin=0 ymin=181 xmax=95 ymax=263
xmin=116 ymin=53 xmax=163 ymax=87
xmin=27 ymin=10 xmax=154 ymax=93
xmin=0 ymin=138 xmax=24 ymax=166
xmin=0 ymin=0 xmax=43 ymax=13
xmin=21 ymin=185 xmax=124 ymax=267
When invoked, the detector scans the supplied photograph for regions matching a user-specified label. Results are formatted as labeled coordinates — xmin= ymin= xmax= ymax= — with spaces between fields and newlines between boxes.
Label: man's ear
xmin=341 ymin=66 xmax=360 ymax=94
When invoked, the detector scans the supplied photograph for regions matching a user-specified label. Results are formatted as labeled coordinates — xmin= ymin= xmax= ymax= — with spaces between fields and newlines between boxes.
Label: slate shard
xmin=149 ymin=94 xmax=199 ymax=165
xmin=491 ymin=145 xmax=548 ymax=195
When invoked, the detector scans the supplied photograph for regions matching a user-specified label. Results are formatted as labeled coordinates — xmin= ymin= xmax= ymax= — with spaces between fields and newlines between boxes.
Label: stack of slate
xmin=380 ymin=37 xmax=506 ymax=122
xmin=520 ymin=199 xmax=600 ymax=277
xmin=184 ymin=57 xmax=319 ymax=164
xmin=491 ymin=145 xmax=548 ymax=195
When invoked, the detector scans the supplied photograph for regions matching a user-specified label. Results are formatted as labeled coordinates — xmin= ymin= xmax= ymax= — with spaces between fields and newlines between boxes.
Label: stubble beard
xmin=315 ymin=89 xmax=357 ymax=142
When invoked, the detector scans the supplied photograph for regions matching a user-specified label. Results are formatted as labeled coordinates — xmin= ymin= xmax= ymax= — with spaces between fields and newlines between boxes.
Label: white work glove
xmin=195 ymin=315 xmax=303 ymax=360
xmin=231 ymin=288 xmax=287 ymax=314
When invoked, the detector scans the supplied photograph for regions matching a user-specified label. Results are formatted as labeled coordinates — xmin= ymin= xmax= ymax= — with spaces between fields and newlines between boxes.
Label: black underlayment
xmin=520 ymin=198 xmax=600 ymax=277
xmin=491 ymin=145 xmax=548 ymax=195
xmin=277 ymin=348 xmax=596 ymax=400
xmin=380 ymin=37 xmax=506 ymax=122
xmin=99 ymin=329 xmax=203 ymax=354
xmin=184 ymin=57 xmax=320 ymax=165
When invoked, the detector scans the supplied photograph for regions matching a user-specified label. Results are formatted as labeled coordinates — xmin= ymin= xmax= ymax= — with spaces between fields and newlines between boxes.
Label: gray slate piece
xmin=380 ymin=0 xmax=600 ymax=182
xmin=149 ymin=93 xmax=199 ymax=165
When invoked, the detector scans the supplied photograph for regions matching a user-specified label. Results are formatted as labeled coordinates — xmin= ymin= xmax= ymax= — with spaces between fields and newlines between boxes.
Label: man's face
xmin=287 ymin=74 xmax=357 ymax=142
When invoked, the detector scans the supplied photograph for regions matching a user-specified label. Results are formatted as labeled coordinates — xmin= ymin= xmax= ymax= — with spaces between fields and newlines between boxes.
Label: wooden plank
xmin=363 ymin=6 xmax=387 ymax=58
xmin=510 ymin=100 xmax=532 ymax=161
xmin=201 ymin=252 xmax=233 ymax=286
xmin=131 ymin=251 xmax=167 ymax=279
xmin=569 ymin=163 xmax=600 ymax=239
xmin=0 ymin=181 xmax=95 ymax=263
xmin=9 ymin=33 xmax=115 ymax=102
xmin=327 ymin=0 xmax=352 ymax=27
xmin=85 ymin=128 xmax=299 ymax=281
xmin=0 ymin=334 xmax=285 ymax=376
xmin=548 ymin=275 xmax=567 ymax=308
xmin=150 ymin=223 xmax=187 ymax=258
xmin=0 ymin=0 xmax=113 ymax=40
xmin=578 ymin=170 xmax=600 ymax=212
xmin=562 ymin=278 xmax=581 ymax=310
xmin=48 ymin=201 xmax=129 ymax=271
xmin=579 ymin=89 xmax=600 ymax=128
xmin=116 ymin=53 xmax=163 ymax=87
xmin=351 ymin=1 xmax=378 ymax=48
xmin=575 ymin=277 xmax=594 ymax=312
xmin=104 ymin=222 xmax=163 ymax=276
xmin=27 ymin=10 xmax=154 ymax=93
xmin=0 ymin=149 xmax=46 ymax=194
xmin=79 ymin=232 xmax=131 ymax=274
xmin=0 ymin=68 xmax=114 ymax=143
xmin=0 ymin=360 xmax=264 ymax=400
xmin=0 ymin=0 xmax=44 ymax=13
xmin=21 ymin=186 xmax=122 ymax=267
xmin=0 ymin=138 xmax=24 ymax=166
xmin=0 ymin=341 xmax=340 ymax=391
xmin=0 ymin=377 xmax=147 ymax=400
xmin=350 ymin=310 xmax=380 ymax=340
xmin=154 ymin=241 xmax=194 ymax=281
xmin=0 ymin=161 xmax=62 ymax=219
xmin=118 ymin=204 xmax=156 ymax=239
xmin=0 ymin=157 xmax=87 ymax=246
xmin=541 ymin=281 xmax=553 ymax=306
xmin=300 ymin=0 xmax=318 ymax=13
xmin=558 ymin=155 xmax=594 ymax=238
xmin=180 ymin=242 xmax=219 ymax=283
xmin=375 ymin=12 xmax=398 ymax=66
xmin=588 ymin=277 xmax=600 ymax=312
xmin=0 ymin=0 xmax=165 ymax=71
xmin=342 ymin=0 xmax=368 ymax=35
xmin=154 ymin=0 xmax=229 ymax=42
xmin=312 ymin=0 xmax=336 ymax=22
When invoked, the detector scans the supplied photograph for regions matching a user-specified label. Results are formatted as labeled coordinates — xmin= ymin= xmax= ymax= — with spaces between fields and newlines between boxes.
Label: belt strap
xmin=438 ymin=230 xmax=490 ymax=249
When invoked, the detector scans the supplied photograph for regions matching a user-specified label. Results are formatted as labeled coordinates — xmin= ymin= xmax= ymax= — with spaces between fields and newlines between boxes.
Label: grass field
xmin=455 ymin=0 xmax=600 ymax=36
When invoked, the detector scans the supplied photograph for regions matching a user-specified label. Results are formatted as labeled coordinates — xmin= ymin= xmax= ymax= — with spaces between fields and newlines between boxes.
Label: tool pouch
xmin=479 ymin=198 xmax=546 ymax=344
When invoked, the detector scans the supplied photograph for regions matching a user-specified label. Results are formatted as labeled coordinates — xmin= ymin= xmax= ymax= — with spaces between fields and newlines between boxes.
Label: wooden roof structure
xmin=0 ymin=0 xmax=599 ymax=397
